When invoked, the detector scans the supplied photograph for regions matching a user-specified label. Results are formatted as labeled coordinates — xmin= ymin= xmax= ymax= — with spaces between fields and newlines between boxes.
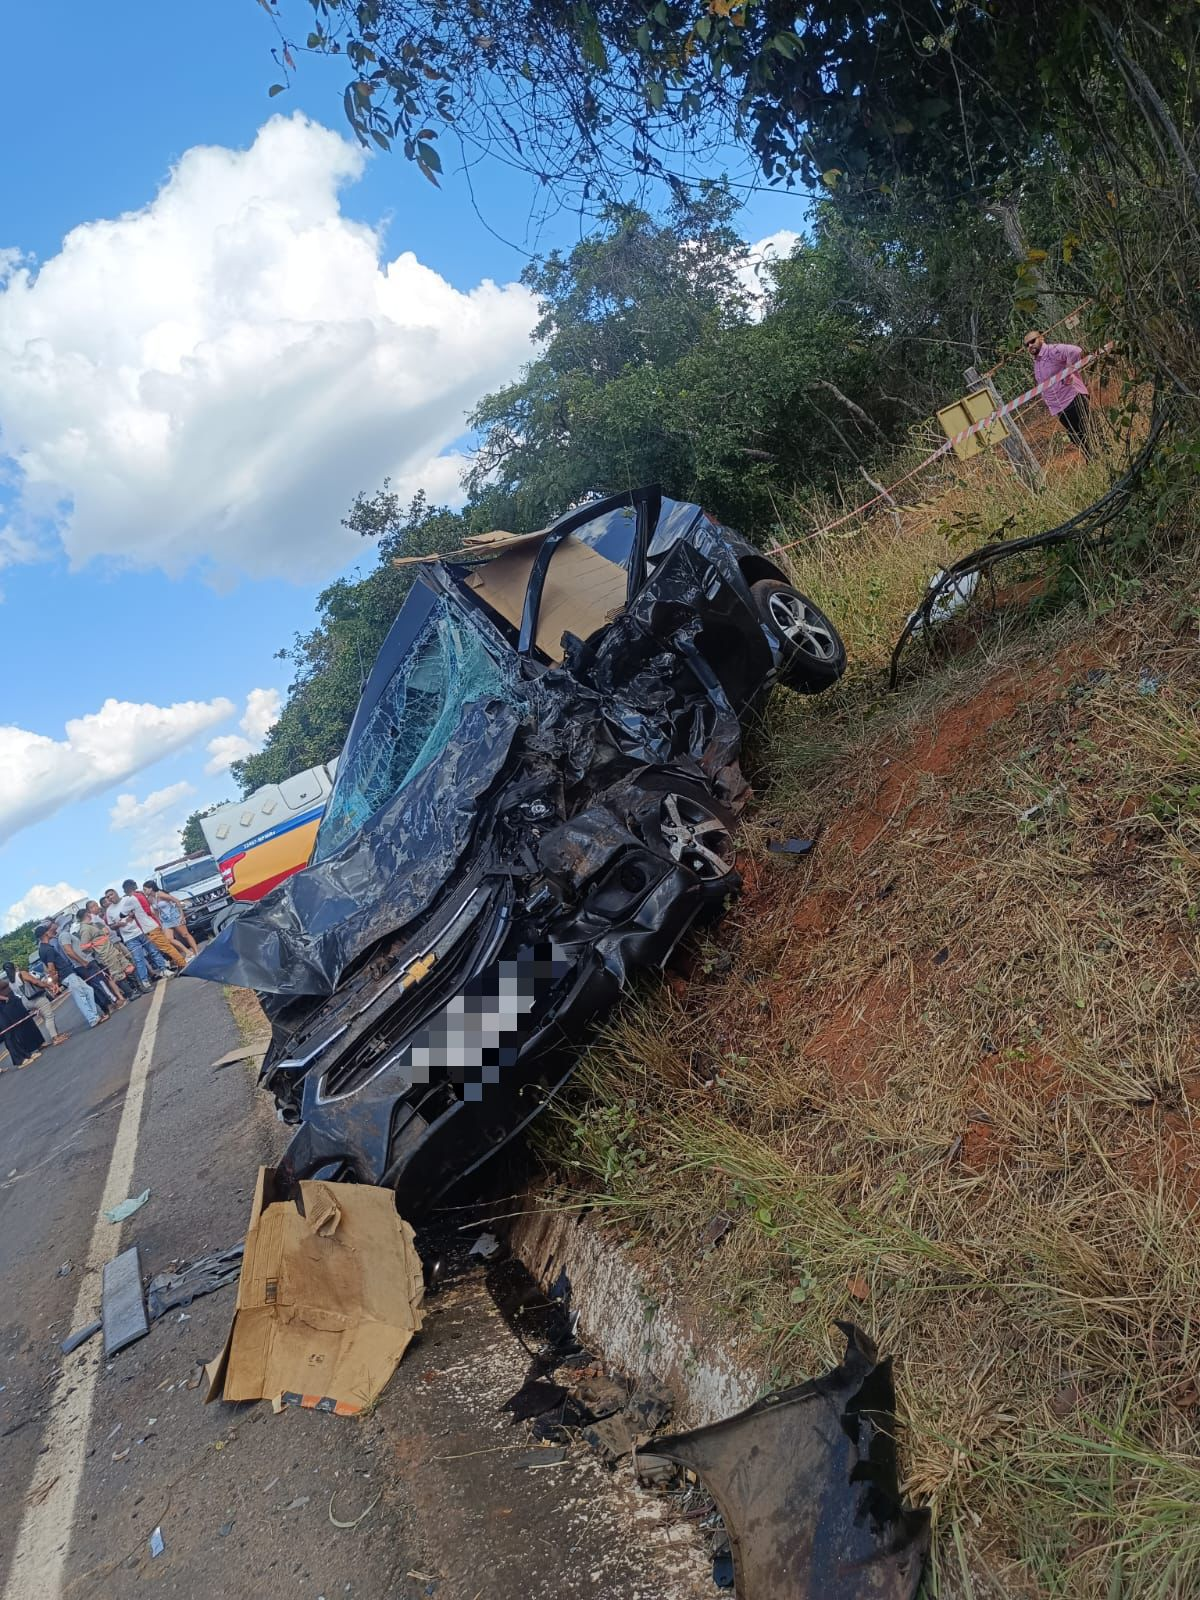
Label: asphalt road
xmin=0 ymin=972 xmax=715 ymax=1600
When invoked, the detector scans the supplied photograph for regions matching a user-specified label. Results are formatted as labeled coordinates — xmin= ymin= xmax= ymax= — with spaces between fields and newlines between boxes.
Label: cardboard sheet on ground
xmin=205 ymin=1168 xmax=424 ymax=1415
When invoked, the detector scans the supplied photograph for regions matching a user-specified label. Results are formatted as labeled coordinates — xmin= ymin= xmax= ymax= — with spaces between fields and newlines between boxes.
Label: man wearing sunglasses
xmin=1023 ymin=329 xmax=1094 ymax=458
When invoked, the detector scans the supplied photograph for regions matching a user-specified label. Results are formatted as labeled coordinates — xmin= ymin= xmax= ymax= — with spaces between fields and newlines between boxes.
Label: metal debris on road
xmin=103 ymin=1189 xmax=150 ymax=1224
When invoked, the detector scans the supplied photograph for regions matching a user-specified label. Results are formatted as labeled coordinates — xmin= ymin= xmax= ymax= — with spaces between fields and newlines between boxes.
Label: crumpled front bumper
xmin=275 ymin=839 xmax=718 ymax=1209
xmin=277 ymin=940 xmax=615 ymax=1201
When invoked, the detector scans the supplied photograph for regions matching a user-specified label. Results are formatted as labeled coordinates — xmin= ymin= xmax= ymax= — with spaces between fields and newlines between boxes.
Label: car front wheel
xmin=655 ymin=792 xmax=738 ymax=886
xmin=751 ymin=579 xmax=846 ymax=694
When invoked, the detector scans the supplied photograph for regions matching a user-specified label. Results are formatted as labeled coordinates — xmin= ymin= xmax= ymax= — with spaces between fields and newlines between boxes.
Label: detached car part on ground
xmin=654 ymin=1325 xmax=930 ymax=1599
xmin=190 ymin=488 xmax=845 ymax=1211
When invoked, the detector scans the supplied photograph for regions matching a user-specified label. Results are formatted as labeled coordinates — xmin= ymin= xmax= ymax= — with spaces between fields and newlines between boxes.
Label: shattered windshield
xmin=312 ymin=597 xmax=520 ymax=864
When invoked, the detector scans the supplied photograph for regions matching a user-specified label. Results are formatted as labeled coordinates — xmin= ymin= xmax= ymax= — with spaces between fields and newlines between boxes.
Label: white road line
xmin=3 ymin=982 xmax=167 ymax=1600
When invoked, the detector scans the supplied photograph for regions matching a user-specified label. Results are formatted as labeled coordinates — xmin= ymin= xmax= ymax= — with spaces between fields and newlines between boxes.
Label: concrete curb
xmin=509 ymin=1200 xmax=764 ymax=1428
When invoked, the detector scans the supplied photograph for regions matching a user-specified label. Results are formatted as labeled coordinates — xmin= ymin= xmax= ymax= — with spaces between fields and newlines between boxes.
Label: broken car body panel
xmin=653 ymin=1325 xmax=930 ymax=1600
xmin=188 ymin=487 xmax=845 ymax=1209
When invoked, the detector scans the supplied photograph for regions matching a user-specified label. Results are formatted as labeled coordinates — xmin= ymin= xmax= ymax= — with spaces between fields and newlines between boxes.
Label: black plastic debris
xmin=102 ymin=1246 xmax=149 ymax=1357
xmin=712 ymin=1547 xmax=736 ymax=1590
xmin=146 ymin=1244 xmax=244 ymax=1321
xmin=624 ymin=1380 xmax=673 ymax=1434
xmin=60 ymin=1318 xmax=102 ymax=1355
xmin=651 ymin=1324 xmax=929 ymax=1600
xmin=580 ymin=1411 xmax=639 ymax=1465
xmin=517 ymin=1445 xmax=569 ymax=1469
xmin=503 ymin=1378 xmax=574 ymax=1423
xmin=572 ymin=1375 xmax=628 ymax=1419
xmin=767 ymin=838 xmax=816 ymax=857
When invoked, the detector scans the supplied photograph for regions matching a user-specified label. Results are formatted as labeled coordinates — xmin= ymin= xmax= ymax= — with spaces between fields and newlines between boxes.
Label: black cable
xmin=887 ymin=405 xmax=1172 ymax=691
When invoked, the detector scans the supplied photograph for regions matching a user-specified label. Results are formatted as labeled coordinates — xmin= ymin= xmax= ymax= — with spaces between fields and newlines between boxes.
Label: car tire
xmin=750 ymin=579 xmax=846 ymax=694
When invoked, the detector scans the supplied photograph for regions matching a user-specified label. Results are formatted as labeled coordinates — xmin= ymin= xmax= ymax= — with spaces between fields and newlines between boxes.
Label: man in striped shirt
xmin=1023 ymin=330 xmax=1094 ymax=458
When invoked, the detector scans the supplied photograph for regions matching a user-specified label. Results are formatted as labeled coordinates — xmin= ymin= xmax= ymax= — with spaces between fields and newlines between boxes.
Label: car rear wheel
xmin=751 ymin=579 xmax=846 ymax=694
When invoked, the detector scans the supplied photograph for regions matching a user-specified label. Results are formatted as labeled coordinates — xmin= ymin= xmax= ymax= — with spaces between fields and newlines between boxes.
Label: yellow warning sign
xmin=937 ymin=388 xmax=1011 ymax=461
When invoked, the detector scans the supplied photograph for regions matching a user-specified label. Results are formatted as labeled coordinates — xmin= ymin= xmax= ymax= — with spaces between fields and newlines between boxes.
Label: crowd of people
xmin=0 ymin=880 xmax=202 ymax=1069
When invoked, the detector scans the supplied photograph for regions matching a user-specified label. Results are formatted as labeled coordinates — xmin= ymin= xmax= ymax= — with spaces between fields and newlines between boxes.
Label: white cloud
xmin=387 ymin=450 xmax=472 ymax=511
xmin=0 ymin=696 xmax=234 ymax=848
xmin=205 ymin=685 xmax=281 ymax=775
xmin=241 ymin=686 xmax=282 ymax=744
xmin=109 ymin=780 xmax=197 ymax=832
xmin=107 ymin=782 xmax=207 ymax=876
xmin=0 ymin=115 xmax=538 ymax=583
xmin=3 ymin=881 xmax=87 ymax=934
xmin=738 ymin=230 xmax=802 ymax=316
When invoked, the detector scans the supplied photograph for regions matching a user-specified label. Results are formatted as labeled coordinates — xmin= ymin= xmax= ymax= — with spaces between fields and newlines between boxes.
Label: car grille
xmin=319 ymin=888 xmax=507 ymax=1101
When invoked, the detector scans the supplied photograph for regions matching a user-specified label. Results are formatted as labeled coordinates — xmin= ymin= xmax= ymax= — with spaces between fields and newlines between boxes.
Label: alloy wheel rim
xmin=659 ymin=794 xmax=735 ymax=880
xmin=767 ymin=591 xmax=838 ymax=662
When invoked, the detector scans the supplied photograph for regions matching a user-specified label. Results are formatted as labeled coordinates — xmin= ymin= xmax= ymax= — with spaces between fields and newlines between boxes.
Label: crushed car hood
xmin=187 ymin=699 xmax=522 ymax=997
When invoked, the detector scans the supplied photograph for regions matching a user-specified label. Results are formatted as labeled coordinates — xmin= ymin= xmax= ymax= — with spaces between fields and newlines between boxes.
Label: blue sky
xmin=0 ymin=0 xmax=809 ymax=932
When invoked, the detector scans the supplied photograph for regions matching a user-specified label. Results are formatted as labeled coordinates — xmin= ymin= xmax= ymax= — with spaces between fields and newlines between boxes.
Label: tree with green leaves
xmin=262 ymin=2 xmax=1197 ymax=395
xmin=262 ymin=3 xmax=1191 ymax=201
xmin=0 ymin=921 xmax=39 ymax=972
xmin=467 ymin=184 xmax=1020 ymax=533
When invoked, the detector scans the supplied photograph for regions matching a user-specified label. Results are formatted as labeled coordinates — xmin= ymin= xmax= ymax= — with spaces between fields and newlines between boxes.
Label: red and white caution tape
xmin=767 ymin=343 xmax=1112 ymax=555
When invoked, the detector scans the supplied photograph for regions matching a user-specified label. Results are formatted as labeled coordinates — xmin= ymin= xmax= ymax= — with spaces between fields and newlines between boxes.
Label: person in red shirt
xmin=118 ymin=879 xmax=187 ymax=970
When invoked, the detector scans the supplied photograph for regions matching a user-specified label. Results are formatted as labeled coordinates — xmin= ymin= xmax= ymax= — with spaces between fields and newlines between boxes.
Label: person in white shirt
xmin=116 ymin=879 xmax=186 ymax=970
xmin=103 ymin=887 xmax=170 ymax=985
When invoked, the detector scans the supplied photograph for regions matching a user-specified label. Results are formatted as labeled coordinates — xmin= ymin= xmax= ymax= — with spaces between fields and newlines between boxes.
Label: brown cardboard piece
xmin=465 ymin=534 xmax=627 ymax=662
xmin=205 ymin=1168 xmax=424 ymax=1415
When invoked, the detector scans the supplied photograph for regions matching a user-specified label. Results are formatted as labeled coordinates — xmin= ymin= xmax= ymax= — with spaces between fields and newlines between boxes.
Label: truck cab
xmin=152 ymin=852 xmax=233 ymax=940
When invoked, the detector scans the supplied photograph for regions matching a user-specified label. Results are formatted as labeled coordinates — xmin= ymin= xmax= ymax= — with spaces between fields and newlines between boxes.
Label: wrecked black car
xmin=189 ymin=487 xmax=845 ymax=1209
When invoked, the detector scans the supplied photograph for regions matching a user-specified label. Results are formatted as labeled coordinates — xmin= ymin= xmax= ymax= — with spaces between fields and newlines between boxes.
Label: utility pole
xmin=965 ymin=365 xmax=1044 ymax=493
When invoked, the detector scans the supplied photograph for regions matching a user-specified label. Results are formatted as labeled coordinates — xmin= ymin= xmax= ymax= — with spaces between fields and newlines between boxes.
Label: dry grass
xmin=223 ymin=984 xmax=270 ymax=1046
xmin=536 ymin=463 xmax=1200 ymax=1596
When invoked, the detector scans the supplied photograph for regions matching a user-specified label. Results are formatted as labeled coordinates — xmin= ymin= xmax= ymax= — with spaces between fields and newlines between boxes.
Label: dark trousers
xmin=1058 ymin=394 xmax=1094 ymax=457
